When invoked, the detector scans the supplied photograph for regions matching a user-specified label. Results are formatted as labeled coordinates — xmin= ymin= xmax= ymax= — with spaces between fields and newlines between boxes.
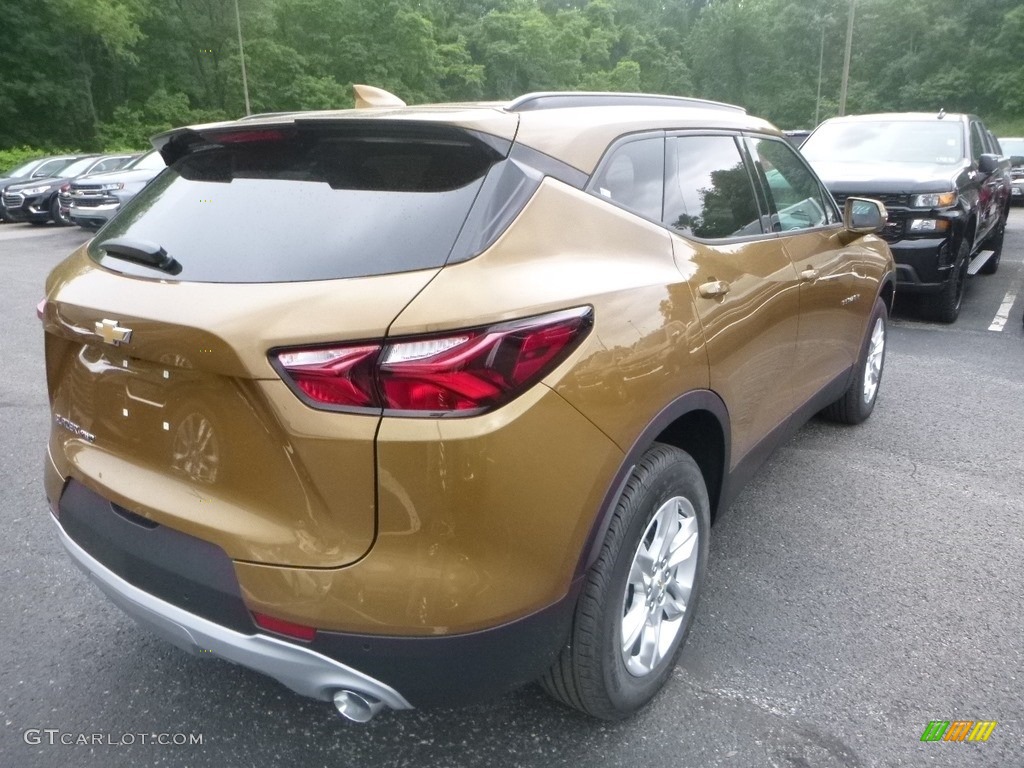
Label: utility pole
xmin=838 ymin=0 xmax=855 ymax=116
xmin=234 ymin=0 xmax=251 ymax=116
xmin=815 ymin=24 xmax=824 ymax=125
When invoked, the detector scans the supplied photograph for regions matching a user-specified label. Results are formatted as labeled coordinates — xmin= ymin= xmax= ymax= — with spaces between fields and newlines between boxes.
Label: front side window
xmin=970 ymin=122 xmax=986 ymax=161
xmin=664 ymin=135 xmax=763 ymax=239
xmin=746 ymin=137 xmax=838 ymax=231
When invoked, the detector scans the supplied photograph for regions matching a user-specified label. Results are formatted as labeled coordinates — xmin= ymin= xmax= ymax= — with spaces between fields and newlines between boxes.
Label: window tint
xmin=746 ymin=137 xmax=838 ymax=231
xmin=90 ymin=131 xmax=500 ymax=283
xmin=664 ymin=135 xmax=762 ymax=239
xmin=984 ymin=128 xmax=999 ymax=155
xmin=970 ymin=123 xmax=985 ymax=161
xmin=590 ymin=137 xmax=664 ymax=221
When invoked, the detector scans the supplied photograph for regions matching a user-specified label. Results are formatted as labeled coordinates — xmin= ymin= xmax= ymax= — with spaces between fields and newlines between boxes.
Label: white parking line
xmin=988 ymin=291 xmax=1018 ymax=332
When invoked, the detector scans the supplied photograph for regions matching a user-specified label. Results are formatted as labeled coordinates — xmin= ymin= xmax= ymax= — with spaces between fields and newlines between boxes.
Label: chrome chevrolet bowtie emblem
xmin=95 ymin=318 xmax=133 ymax=346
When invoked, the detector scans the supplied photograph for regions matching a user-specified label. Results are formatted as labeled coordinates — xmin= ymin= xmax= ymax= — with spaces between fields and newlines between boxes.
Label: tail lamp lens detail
xmin=273 ymin=307 xmax=592 ymax=415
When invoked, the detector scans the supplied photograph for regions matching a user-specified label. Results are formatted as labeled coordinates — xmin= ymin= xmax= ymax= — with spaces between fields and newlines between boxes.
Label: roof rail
xmin=506 ymin=91 xmax=746 ymax=114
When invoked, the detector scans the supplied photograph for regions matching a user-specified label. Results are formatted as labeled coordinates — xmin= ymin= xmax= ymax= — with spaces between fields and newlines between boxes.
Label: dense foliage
xmin=2 ymin=0 xmax=1023 ymax=155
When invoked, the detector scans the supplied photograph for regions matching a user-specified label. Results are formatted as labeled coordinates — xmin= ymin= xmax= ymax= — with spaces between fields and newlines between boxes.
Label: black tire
xmin=540 ymin=443 xmax=710 ymax=719
xmin=820 ymin=297 xmax=887 ymax=425
xmin=922 ymin=237 xmax=969 ymax=323
xmin=50 ymin=196 xmax=71 ymax=226
xmin=979 ymin=213 xmax=1005 ymax=275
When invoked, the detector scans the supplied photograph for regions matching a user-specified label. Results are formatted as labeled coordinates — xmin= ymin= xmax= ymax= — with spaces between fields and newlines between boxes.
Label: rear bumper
xmin=50 ymin=475 xmax=578 ymax=709
xmin=55 ymin=514 xmax=413 ymax=710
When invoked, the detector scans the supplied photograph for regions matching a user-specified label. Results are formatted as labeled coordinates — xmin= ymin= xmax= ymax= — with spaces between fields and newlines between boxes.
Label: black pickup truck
xmin=802 ymin=112 xmax=1011 ymax=322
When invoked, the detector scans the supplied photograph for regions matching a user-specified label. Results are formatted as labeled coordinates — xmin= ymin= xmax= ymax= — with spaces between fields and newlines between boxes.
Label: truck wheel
xmin=979 ymin=213 xmax=1005 ymax=275
xmin=540 ymin=444 xmax=709 ymax=719
xmin=50 ymin=197 xmax=71 ymax=227
xmin=923 ymin=238 xmax=968 ymax=323
xmin=820 ymin=297 xmax=887 ymax=425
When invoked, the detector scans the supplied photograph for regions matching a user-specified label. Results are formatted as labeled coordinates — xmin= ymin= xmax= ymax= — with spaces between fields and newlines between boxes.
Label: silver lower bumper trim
xmin=54 ymin=516 xmax=412 ymax=711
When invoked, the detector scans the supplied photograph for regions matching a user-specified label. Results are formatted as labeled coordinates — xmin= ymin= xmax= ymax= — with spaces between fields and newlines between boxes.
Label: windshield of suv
xmin=60 ymin=157 xmax=99 ymax=178
xmin=91 ymin=128 xmax=501 ymax=282
xmin=999 ymin=138 xmax=1024 ymax=159
xmin=3 ymin=159 xmax=41 ymax=178
xmin=802 ymin=120 xmax=964 ymax=165
xmin=128 ymin=150 xmax=166 ymax=170
xmin=32 ymin=157 xmax=78 ymax=178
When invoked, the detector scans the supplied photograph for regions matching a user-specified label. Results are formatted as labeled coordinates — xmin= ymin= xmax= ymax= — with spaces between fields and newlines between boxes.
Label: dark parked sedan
xmin=0 ymin=155 xmax=84 ymax=222
xmin=3 ymin=154 xmax=135 ymax=225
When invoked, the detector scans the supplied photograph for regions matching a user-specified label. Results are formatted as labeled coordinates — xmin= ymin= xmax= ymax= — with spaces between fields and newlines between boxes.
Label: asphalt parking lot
xmin=1 ymin=214 xmax=1022 ymax=768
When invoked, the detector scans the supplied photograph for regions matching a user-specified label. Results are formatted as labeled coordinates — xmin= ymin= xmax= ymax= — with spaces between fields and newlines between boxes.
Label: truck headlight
xmin=910 ymin=192 xmax=957 ymax=208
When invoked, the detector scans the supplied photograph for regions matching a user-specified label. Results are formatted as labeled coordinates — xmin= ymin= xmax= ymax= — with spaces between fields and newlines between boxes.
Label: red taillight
xmin=273 ymin=307 xmax=592 ymax=415
xmin=276 ymin=345 xmax=379 ymax=408
xmin=252 ymin=611 xmax=317 ymax=642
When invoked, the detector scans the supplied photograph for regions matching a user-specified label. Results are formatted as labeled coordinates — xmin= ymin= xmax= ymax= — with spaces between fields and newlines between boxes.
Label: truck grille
xmin=832 ymin=192 xmax=910 ymax=208
xmin=71 ymin=198 xmax=113 ymax=208
xmin=880 ymin=218 xmax=905 ymax=242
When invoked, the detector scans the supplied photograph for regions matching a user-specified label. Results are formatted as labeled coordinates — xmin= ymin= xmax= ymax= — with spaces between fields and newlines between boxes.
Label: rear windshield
xmin=802 ymin=120 xmax=964 ymax=165
xmin=90 ymin=129 xmax=501 ymax=282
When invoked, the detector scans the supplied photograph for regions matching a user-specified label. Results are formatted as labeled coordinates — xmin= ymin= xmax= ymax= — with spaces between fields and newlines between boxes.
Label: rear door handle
xmin=698 ymin=280 xmax=730 ymax=298
xmin=800 ymin=268 xmax=819 ymax=282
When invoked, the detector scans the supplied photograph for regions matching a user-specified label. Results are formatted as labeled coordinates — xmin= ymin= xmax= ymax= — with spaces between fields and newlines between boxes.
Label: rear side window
xmin=664 ymin=136 xmax=762 ymax=239
xmin=589 ymin=137 xmax=665 ymax=221
xmin=91 ymin=128 xmax=501 ymax=282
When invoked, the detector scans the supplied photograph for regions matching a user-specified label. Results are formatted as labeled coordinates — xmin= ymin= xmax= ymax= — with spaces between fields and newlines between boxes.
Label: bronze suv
xmin=42 ymin=87 xmax=894 ymax=722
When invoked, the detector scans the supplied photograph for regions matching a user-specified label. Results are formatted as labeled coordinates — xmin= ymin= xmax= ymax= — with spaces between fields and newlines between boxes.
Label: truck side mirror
xmin=978 ymin=153 xmax=999 ymax=174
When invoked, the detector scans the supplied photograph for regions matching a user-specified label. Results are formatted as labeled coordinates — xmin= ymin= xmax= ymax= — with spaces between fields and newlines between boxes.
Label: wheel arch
xmin=575 ymin=390 xmax=730 ymax=576
xmin=878 ymin=274 xmax=895 ymax=314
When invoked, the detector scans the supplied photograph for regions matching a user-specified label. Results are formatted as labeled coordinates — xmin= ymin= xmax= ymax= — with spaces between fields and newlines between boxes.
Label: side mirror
xmin=843 ymin=197 xmax=886 ymax=235
xmin=978 ymin=153 xmax=999 ymax=174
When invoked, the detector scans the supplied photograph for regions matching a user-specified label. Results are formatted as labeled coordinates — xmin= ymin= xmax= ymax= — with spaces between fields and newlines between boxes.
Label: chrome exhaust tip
xmin=333 ymin=689 xmax=386 ymax=723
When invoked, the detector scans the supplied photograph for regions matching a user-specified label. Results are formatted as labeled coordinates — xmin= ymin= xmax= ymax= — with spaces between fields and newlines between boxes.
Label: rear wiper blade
xmin=100 ymin=237 xmax=182 ymax=275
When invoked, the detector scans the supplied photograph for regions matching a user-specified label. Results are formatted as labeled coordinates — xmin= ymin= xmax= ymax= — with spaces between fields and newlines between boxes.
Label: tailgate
xmin=44 ymin=249 xmax=437 ymax=568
